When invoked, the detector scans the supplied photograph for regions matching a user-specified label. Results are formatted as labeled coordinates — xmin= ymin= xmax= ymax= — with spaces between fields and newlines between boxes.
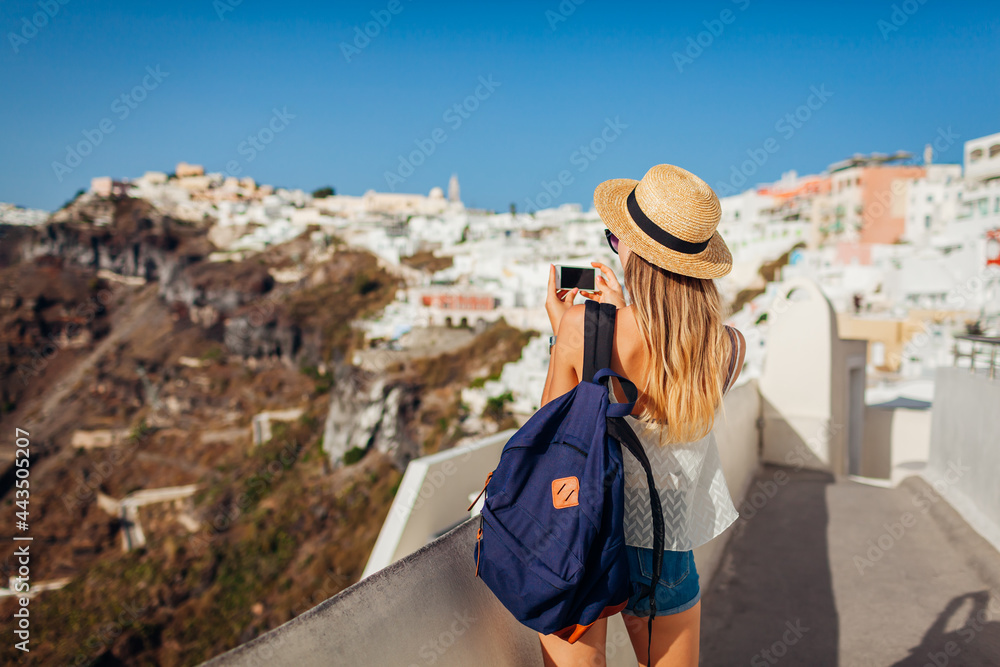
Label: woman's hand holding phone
xmin=546 ymin=262 xmax=627 ymax=335
xmin=546 ymin=264 xmax=578 ymax=334
xmin=584 ymin=261 xmax=627 ymax=309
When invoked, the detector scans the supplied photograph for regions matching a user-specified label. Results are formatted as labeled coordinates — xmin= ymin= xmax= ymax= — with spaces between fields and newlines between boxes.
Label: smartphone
xmin=556 ymin=265 xmax=596 ymax=292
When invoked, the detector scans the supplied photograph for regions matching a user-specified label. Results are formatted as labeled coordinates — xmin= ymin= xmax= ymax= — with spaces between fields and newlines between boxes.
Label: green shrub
xmin=200 ymin=346 xmax=224 ymax=362
xmin=342 ymin=446 xmax=366 ymax=465
xmin=483 ymin=391 xmax=514 ymax=423
xmin=301 ymin=365 xmax=334 ymax=393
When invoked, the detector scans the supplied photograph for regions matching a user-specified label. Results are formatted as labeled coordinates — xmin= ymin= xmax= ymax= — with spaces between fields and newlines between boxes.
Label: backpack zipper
xmin=467 ymin=470 xmax=493 ymax=511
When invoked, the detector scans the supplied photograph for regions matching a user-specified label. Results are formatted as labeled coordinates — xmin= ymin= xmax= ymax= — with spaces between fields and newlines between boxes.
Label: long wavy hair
xmin=621 ymin=251 xmax=732 ymax=446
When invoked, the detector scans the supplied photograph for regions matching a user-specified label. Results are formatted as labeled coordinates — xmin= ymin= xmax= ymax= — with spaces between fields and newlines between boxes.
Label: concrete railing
xmin=200 ymin=519 xmax=543 ymax=667
xmin=926 ymin=366 xmax=1000 ymax=550
xmin=201 ymin=379 xmax=765 ymax=667
xmin=363 ymin=429 xmax=516 ymax=578
xmin=692 ymin=378 xmax=762 ymax=584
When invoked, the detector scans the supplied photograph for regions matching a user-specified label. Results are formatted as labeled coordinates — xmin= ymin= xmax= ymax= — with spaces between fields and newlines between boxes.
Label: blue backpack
xmin=468 ymin=299 xmax=665 ymax=664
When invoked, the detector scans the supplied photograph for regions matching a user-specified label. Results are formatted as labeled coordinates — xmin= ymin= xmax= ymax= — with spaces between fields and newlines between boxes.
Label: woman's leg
xmin=622 ymin=600 xmax=701 ymax=667
xmin=538 ymin=617 xmax=608 ymax=667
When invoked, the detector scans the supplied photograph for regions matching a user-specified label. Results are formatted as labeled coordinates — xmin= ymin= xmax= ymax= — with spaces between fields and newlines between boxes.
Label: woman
xmin=537 ymin=164 xmax=747 ymax=667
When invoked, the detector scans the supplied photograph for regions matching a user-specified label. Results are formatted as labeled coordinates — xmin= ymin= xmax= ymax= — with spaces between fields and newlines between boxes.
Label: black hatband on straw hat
xmin=626 ymin=187 xmax=710 ymax=256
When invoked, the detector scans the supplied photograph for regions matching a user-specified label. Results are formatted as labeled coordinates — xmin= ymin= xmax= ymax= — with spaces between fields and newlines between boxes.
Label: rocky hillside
xmin=0 ymin=193 xmax=535 ymax=665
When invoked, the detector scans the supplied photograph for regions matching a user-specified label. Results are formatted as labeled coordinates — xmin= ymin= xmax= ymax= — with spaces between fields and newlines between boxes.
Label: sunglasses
xmin=604 ymin=229 xmax=619 ymax=254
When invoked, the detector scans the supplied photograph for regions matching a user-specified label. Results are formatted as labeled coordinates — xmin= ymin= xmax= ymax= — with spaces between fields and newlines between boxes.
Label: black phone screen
xmin=559 ymin=266 xmax=595 ymax=291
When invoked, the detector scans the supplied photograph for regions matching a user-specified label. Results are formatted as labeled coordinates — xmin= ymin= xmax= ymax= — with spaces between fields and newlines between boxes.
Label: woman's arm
xmin=540 ymin=303 xmax=585 ymax=408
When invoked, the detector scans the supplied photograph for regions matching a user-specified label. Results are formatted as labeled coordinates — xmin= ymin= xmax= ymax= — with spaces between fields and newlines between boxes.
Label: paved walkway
xmin=701 ymin=464 xmax=1000 ymax=666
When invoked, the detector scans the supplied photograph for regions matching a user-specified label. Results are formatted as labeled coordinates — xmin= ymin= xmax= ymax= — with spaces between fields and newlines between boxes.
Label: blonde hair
xmin=622 ymin=252 xmax=731 ymax=446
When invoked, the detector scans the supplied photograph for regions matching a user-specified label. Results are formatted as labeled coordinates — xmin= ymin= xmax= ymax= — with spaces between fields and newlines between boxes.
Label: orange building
xmin=420 ymin=293 xmax=497 ymax=310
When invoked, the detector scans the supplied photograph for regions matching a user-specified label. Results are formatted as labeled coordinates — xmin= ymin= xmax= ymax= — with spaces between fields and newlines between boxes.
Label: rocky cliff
xmin=0 ymin=192 xmax=535 ymax=666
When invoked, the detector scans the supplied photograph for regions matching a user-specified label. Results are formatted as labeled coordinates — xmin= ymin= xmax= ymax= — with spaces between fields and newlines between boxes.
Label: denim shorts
xmin=621 ymin=545 xmax=700 ymax=617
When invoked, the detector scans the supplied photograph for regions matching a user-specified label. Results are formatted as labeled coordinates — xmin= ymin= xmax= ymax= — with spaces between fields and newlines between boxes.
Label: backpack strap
xmin=722 ymin=325 xmax=740 ymax=395
xmin=606 ymin=418 xmax=663 ymax=667
xmin=582 ymin=300 xmax=617 ymax=385
xmin=584 ymin=300 xmax=663 ymax=666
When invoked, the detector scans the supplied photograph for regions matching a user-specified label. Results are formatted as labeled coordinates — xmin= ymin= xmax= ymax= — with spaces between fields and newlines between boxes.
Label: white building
xmin=903 ymin=164 xmax=963 ymax=244
xmin=0 ymin=203 xmax=48 ymax=226
xmin=964 ymin=131 xmax=1000 ymax=183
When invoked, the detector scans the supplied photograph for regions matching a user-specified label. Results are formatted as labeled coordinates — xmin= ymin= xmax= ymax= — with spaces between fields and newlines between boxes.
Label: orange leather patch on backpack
xmin=552 ymin=476 xmax=580 ymax=509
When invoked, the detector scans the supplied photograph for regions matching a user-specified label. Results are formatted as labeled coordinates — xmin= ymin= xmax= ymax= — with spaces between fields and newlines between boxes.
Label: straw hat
xmin=594 ymin=164 xmax=732 ymax=279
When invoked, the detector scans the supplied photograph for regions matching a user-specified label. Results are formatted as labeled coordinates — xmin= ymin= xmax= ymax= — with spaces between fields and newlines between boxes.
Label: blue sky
xmin=1 ymin=0 xmax=998 ymax=212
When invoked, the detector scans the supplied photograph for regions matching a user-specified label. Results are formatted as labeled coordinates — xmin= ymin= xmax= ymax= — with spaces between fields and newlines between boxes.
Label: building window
xmin=970 ymin=148 xmax=984 ymax=162
xmin=925 ymin=215 xmax=931 ymax=229
xmin=995 ymin=197 xmax=1000 ymax=213
xmin=990 ymin=144 xmax=1000 ymax=158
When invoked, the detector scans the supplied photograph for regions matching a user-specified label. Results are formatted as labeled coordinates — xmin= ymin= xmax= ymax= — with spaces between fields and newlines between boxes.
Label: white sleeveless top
xmin=609 ymin=329 xmax=742 ymax=551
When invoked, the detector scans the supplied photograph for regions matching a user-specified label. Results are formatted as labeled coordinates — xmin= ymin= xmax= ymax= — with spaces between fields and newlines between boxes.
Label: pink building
xmin=858 ymin=165 xmax=927 ymax=244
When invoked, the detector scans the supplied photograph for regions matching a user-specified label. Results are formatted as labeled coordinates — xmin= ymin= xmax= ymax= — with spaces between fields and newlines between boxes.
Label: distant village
xmin=3 ymin=130 xmax=999 ymax=415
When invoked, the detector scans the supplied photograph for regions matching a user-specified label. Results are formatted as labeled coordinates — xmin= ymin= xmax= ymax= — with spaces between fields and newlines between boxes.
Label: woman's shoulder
xmin=561 ymin=301 xmax=638 ymax=369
